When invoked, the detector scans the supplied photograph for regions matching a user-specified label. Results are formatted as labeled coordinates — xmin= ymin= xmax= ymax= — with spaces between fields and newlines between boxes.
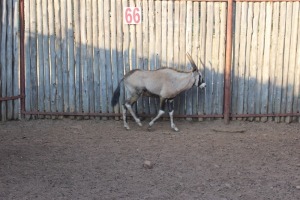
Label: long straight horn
xmin=186 ymin=53 xmax=198 ymax=72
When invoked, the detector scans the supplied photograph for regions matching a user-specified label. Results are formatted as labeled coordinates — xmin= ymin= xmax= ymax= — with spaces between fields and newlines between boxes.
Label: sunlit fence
xmin=0 ymin=0 xmax=299 ymax=122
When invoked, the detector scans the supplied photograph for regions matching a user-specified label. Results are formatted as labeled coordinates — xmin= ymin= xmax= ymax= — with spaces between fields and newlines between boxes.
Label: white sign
xmin=124 ymin=7 xmax=141 ymax=24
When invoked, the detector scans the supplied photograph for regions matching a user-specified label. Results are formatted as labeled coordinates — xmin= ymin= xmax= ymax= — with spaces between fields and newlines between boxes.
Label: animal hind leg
xmin=122 ymin=104 xmax=130 ymax=130
xmin=168 ymin=99 xmax=179 ymax=131
xmin=124 ymin=94 xmax=142 ymax=127
xmin=148 ymin=98 xmax=166 ymax=128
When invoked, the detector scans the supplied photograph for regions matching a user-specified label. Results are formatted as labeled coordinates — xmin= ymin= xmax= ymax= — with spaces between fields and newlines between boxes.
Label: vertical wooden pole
xmin=24 ymin=0 xmax=31 ymax=118
xmin=93 ymin=0 xmax=100 ymax=116
xmin=224 ymin=0 xmax=233 ymax=124
xmin=54 ymin=0 xmax=62 ymax=115
xmin=6 ymin=0 xmax=13 ymax=120
xmin=74 ymin=0 xmax=81 ymax=116
xmin=42 ymin=0 xmax=50 ymax=115
xmin=67 ymin=0 xmax=75 ymax=114
xmin=37 ymin=0 xmax=44 ymax=116
xmin=20 ymin=0 xmax=25 ymax=116
xmin=49 ymin=0 xmax=57 ymax=118
xmin=13 ymin=0 xmax=20 ymax=119
xmin=1 ymin=0 xmax=8 ymax=121
xmin=86 ymin=0 xmax=93 ymax=116
xmin=61 ymin=0 xmax=68 ymax=113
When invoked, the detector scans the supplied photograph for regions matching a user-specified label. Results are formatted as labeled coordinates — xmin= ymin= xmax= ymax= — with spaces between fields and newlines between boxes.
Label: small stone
xmin=296 ymin=186 xmax=300 ymax=189
xmin=143 ymin=160 xmax=153 ymax=169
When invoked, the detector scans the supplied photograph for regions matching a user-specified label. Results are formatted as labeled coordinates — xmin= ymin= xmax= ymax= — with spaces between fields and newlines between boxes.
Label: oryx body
xmin=111 ymin=54 xmax=206 ymax=131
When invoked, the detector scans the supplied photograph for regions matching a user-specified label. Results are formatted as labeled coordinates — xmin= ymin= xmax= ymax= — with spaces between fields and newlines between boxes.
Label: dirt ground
xmin=0 ymin=118 xmax=299 ymax=200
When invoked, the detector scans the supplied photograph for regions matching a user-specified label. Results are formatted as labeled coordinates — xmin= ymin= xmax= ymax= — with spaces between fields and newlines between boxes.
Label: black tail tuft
xmin=111 ymin=84 xmax=121 ymax=107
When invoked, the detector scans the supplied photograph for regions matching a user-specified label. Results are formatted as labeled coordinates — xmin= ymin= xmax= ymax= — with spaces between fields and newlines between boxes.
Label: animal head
xmin=186 ymin=53 xmax=206 ymax=89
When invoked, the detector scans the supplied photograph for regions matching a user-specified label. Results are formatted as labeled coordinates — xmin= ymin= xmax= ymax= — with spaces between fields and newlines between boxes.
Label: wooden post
xmin=136 ymin=0 xmax=144 ymax=114
xmin=269 ymin=2 xmax=279 ymax=121
xmin=237 ymin=2 xmax=247 ymax=119
xmin=86 ymin=0 xmax=93 ymax=116
xmin=74 ymin=0 xmax=81 ymax=117
xmin=100 ymin=0 xmax=107 ymax=118
xmin=67 ymin=0 xmax=75 ymax=114
xmin=116 ymin=0 xmax=124 ymax=113
xmin=61 ymin=0 xmax=68 ymax=114
xmin=261 ymin=2 xmax=272 ymax=122
xmin=212 ymin=3 xmax=220 ymax=116
xmin=198 ymin=2 xmax=206 ymax=121
xmin=186 ymin=1 xmax=192 ymax=118
xmin=224 ymin=0 xmax=233 ymax=124
xmin=42 ymin=0 xmax=50 ymax=116
xmin=219 ymin=2 xmax=227 ymax=115
xmin=14 ymin=0 xmax=23 ymax=119
xmin=1 ymin=0 xmax=7 ymax=121
xmin=54 ymin=0 xmax=62 ymax=116
xmin=148 ymin=0 xmax=156 ymax=115
xmin=104 ymin=0 xmax=113 ymax=114
xmin=286 ymin=2 xmax=299 ymax=123
xmin=49 ymin=0 xmax=57 ymax=119
xmin=19 ymin=0 xmax=25 ymax=117
xmin=6 ymin=0 xmax=13 ymax=119
xmin=37 ymin=0 xmax=44 ymax=117
xmin=142 ymin=0 xmax=150 ymax=114
xmin=30 ymin=0 xmax=37 ymax=118
xmin=205 ymin=2 xmax=213 ymax=118
xmin=93 ymin=0 xmax=100 ymax=117
xmin=192 ymin=1 xmax=199 ymax=116
xmin=274 ymin=2 xmax=286 ymax=123
xmin=111 ymin=0 xmax=119 ymax=118
xmin=179 ymin=1 xmax=186 ymax=115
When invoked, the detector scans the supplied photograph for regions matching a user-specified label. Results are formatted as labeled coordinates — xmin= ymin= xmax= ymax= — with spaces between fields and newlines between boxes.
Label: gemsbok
xmin=111 ymin=53 xmax=206 ymax=131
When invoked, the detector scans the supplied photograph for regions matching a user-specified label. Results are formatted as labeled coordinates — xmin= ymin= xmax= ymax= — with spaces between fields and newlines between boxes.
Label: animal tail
xmin=111 ymin=78 xmax=124 ymax=107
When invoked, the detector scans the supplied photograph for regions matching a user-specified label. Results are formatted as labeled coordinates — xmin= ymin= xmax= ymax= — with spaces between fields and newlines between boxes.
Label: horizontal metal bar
xmin=231 ymin=113 xmax=300 ymax=117
xmin=0 ymin=95 xmax=22 ymax=101
xmin=234 ymin=0 xmax=300 ymax=2
xmin=21 ymin=111 xmax=300 ymax=118
xmin=21 ymin=111 xmax=224 ymax=118
xmin=154 ymin=0 xmax=300 ymax=2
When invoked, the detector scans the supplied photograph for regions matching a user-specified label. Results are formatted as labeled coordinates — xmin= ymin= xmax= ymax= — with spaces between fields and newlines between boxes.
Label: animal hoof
xmin=172 ymin=127 xmax=179 ymax=132
xmin=124 ymin=126 xmax=130 ymax=130
xmin=138 ymin=122 xmax=143 ymax=127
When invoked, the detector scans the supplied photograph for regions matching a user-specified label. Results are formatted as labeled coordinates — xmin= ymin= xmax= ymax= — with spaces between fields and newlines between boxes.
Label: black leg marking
xmin=160 ymin=98 xmax=166 ymax=111
xmin=167 ymin=99 xmax=174 ymax=113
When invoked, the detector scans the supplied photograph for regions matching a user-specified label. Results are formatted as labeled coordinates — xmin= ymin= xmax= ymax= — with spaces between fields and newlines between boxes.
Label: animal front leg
xmin=148 ymin=98 xmax=166 ymax=129
xmin=168 ymin=100 xmax=179 ymax=131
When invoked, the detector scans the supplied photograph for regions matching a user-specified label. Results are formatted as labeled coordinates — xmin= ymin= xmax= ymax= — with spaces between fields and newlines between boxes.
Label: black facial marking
xmin=197 ymin=74 xmax=202 ymax=87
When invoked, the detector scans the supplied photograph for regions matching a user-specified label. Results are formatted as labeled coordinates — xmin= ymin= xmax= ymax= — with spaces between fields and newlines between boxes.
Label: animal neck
xmin=173 ymin=72 xmax=195 ymax=94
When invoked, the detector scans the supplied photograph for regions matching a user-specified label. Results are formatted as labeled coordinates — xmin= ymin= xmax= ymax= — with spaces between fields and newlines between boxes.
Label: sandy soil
xmin=0 ymin=118 xmax=299 ymax=200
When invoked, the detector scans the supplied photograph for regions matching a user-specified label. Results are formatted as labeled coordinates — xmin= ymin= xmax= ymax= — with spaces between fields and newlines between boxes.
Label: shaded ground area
xmin=0 ymin=119 xmax=299 ymax=200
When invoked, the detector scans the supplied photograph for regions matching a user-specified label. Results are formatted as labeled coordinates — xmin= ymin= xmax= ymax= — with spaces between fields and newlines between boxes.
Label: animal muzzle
xmin=199 ymin=83 xmax=206 ymax=89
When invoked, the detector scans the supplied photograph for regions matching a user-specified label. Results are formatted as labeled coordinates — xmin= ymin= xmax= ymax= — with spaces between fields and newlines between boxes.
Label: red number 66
xmin=124 ymin=7 xmax=141 ymax=24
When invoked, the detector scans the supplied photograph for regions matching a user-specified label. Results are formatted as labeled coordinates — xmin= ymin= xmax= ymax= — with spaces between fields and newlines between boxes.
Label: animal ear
xmin=186 ymin=53 xmax=198 ymax=72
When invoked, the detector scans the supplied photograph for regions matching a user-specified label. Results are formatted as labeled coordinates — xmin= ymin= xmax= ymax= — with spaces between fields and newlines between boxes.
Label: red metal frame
xmin=19 ymin=0 xmax=25 ymax=115
xmin=0 ymin=0 xmax=25 ymax=106
xmin=224 ymin=0 xmax=233 ymax=124
xmin=17 ymin=0 xmax=300 ymax=121
xmin=0 ymin=95 xmax=23 ymax=101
